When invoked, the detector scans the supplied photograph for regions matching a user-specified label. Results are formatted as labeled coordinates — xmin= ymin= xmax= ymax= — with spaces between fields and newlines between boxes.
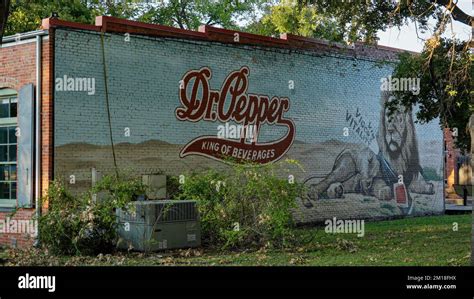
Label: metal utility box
xmin=116 ymin=200 xmax=201 ymax=251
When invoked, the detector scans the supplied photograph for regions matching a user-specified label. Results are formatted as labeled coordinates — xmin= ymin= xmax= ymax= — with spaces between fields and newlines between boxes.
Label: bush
xmin=38 ymin=174 xmax=146 ymax=256
xmin=174 ymin=159 xmax=305 ymax=250
xmin=166 ymin=175 xmax=181 ymax=199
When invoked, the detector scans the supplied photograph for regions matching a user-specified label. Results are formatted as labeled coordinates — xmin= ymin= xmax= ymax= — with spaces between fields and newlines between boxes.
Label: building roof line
xmin=1 ymin=30 xmax=48 ymax=44
xmin=39 ymin=16 xmax=417 ymax=59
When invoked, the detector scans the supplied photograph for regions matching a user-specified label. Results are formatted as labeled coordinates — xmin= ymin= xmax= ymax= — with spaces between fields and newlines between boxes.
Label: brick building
xmin=0 ymin=16 xmax=445 ymax=248
xmin=0 ymin=29 xmax=51 ymax=248
xmin=444 ymin=128 xmax=472 ymax=202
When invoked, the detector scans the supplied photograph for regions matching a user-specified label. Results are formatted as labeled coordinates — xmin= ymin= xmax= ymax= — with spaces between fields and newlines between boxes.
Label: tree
xmin=138 ymin=0 xmax=264 ymax=30
xmin=86 ymin=0 xmax=138 ymax=20
xmin=4 ymin=0 xmax=264 ymax=36
xmin=246 ymin=0 xmax=344 ymax=42
xmin=301 ymin=0 xmax=472 ymax=42
xmin=388 ymin=39 xmax=473 ymax=152
xmin=5 ymin=0 xmax=93 ymax=36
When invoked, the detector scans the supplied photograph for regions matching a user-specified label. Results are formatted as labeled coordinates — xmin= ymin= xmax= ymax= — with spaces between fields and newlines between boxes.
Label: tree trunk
xmin=0 ymin=0 xmax=11 ymax=45
xmin=469 ymin=114 xmax=474 ymax=266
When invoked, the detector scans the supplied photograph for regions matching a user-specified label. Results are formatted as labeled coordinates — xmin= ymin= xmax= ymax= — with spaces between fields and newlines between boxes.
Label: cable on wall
xmin=100 ymin=32 xmax=119 ymax=177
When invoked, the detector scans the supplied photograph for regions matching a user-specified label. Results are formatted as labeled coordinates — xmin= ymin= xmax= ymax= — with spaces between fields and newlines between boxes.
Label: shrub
xmin=38 ymin=174 xmax=146 ymax=255
xmin=166 ymin=175 xmax=181 ymax=199
xmin=175 ymin=159 xmax=305 ymax=250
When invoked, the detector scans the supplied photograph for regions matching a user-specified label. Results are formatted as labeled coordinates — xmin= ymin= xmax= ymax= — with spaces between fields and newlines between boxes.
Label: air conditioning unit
xmin=116 ymin=200 xmax=201 ymax=252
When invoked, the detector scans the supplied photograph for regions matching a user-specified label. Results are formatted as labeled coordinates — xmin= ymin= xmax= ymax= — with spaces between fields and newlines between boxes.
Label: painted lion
xmin=302 ymin=91 xmax=434 ymax=209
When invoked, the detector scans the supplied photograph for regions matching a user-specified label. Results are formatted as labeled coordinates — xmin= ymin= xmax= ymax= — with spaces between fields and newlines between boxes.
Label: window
xmin=0 ymin=89 xmax=17 ymax=208
xmin=0 ymin=97 xmax=17 ymax=118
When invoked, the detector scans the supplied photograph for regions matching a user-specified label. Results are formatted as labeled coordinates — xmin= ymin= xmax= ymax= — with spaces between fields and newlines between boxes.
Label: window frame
xmin=0 ymin=89 xmax=18 ymax=208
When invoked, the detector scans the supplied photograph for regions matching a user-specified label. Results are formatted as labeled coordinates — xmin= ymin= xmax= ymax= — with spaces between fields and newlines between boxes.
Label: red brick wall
xmin=0 ymin=36 xmax=52 ymax=248
xmin=41 ymin=33 xmax=54 ymax=205
xmin=0 ymin=209 xmax=36 ymax=247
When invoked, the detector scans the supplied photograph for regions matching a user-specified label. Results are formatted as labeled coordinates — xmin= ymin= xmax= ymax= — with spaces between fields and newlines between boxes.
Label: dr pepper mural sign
xmin=175 ymin=66 xmax=295 ymax=164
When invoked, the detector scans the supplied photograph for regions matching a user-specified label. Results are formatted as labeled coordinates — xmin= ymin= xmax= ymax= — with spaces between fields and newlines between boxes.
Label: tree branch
xmin=171 ymin=0 xmax=185 ymax=29
xmin=430 ymin=0 xmax=472 ymax=25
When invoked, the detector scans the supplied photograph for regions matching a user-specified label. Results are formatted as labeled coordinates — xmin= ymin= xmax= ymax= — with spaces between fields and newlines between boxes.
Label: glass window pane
xmin=0 ymin=127 xmax=7 ymax=144
xmin=9 ymin=165 xmax=16 ymax=181
xmin=0 ymin=165 xmax=6 ymax=181
xmin=10 ymin=182 xmax=16 ymax=200
xmin=8 ymin=145 xmax=16 ymax=162
xmin=8 ymin=127 xmax=17 ymax=144
xmin=0 ymin=182 xmax=10 ymax=199
xmin=0 ymin=145 xmax=8 ymax=162
xmin=10 ymin=101 xmax=17 ymax=118
xmin=0 ymin=100 xmax=9 ymax=118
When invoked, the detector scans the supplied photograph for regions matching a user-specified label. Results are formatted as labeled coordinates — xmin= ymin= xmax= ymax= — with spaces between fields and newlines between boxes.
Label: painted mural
xmin=53 ymin=28 xmax=444 ymax=224
xmin=176 ymin=66 xmax=295 ymax=164
xmin=301 ymin=91 xmax=435 ymax=216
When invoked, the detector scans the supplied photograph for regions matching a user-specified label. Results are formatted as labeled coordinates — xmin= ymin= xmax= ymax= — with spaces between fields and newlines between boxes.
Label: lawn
xmin=2 ymin=214 xmax=472 ymax=266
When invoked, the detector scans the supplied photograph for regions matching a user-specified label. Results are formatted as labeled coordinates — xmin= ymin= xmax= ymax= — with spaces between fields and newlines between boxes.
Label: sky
xmin=377 ymin=0 xmax=472 ymax=52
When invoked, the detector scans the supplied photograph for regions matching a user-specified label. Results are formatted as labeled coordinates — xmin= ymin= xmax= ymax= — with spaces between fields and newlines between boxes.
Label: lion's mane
xmin=376 ymin=91 xmax=421 ymax=187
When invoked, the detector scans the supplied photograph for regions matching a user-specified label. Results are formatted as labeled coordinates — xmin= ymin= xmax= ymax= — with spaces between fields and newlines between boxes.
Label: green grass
xmin=2 ymin=214 xmax=472 ymax=266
